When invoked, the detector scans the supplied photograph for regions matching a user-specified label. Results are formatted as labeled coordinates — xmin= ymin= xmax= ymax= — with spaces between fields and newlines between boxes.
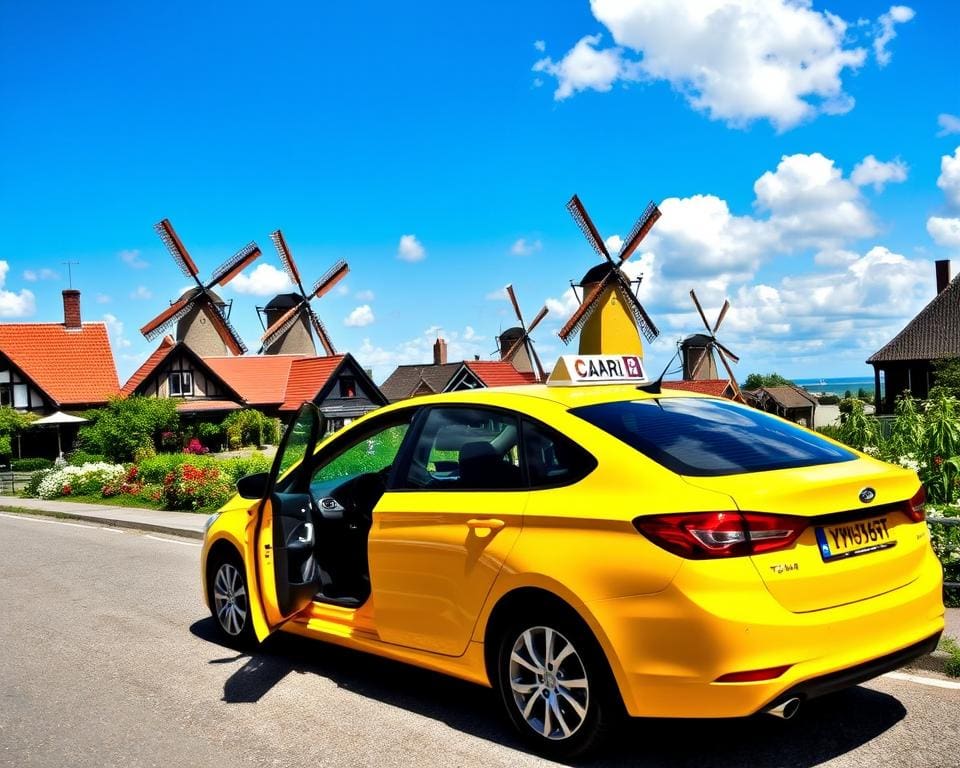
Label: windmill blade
xmin=689 ymin=345 xmax=710 ymax=380
xmin=208 ymin=242 xmax=262 ymax=288
xmin=140 ymin=295 xmax=195 ymax=341
xmin=202 ymin=300 xmax=247 ymax=355
xmin=260 ymin=301 xmax=307 ymax=346
xmin=557 ymin=274 xmax=611 ymax=343
xmin=526 ymin=305 xmax=549 ymax=334
xmin=503 ymin=332 xmax=529 ymax=363
xmin=530 ymin=343 xmax=547 ymax=383
xmin=566 ymin=194 xmax=612 ymax=262
xmin=311 ymin=260 xmax=350 ymax=300
xmin=155 ymin=219 xmax=199 ymax=280
xmin=618 ymin=201 xmax=662 ymax=263
xmin=689 ymin=290 xmax=713 ymax=336
xmin=716 ymin=346 xmax=743 ymax=400
xmin=505 ymin=284 xmax=524 ymax=326
xmin=309 ymin=308 xmax=337 ymax=356
xmin=270 ymin=230 xmax=306 ymax=294
xmin=713 ymin=299 xmax=730 ymax=334
xmin=715 ymin=340 xmax=740 ymax=364
xmin=615 ymin=272 xmax=660 ymax=342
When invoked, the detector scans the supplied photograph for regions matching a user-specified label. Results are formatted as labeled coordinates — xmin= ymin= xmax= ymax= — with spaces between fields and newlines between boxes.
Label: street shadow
xmin=189 ymin=617 xmax=906 ymax=766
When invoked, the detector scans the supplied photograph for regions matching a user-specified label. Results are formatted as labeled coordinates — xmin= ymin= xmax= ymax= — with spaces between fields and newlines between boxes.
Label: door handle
xmin=466 ymin=518 xmax=505 ymax=531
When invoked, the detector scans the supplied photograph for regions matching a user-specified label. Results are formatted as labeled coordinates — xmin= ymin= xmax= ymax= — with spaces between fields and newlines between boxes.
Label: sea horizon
xmin=791 ymin=376 xmax=877 ymax=397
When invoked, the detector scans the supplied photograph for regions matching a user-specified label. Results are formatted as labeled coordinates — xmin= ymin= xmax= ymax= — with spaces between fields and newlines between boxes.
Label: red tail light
xmin=904 ymin=486 xmax=926 ymax=523
xmin=633 ymin=512 xmax=807 ymax=559
xmin=715 ymin=665 xmax=791 ymax=683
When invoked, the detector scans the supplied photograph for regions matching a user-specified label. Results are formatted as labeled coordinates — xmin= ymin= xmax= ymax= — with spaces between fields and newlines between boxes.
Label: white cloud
xmin=230 ymin=263 xmax=294 ymax=296
xmin=510 ymin=238 xmax=543 ymax=256
xmin=336 ymin=283 xmax=350 ymax=296
xmin=397 ymin=234 xmax=426 ymax=262
xmin=130 ymin=285 xmax=152 ymax=300
xmin=533 ymin=39 xmax=546 ymax=52
xmin=936 ymin=146 xmax=960 ymax=208
xmin=0 ymin=261 xmax=35 ymax=318
xmin=851 ymin=155 xmax=908 ymax=191
xmin=355 ymin=289 xmax=375 ymax=301
xmin=874 ymin=5 xmax=915 ymax=67
xmin=359 ymin=325 xmax=489 ymax=381
xmin=927 ymin=217 xmax=960 ymax=248
xmin=604 ymin=234 xmax=623 ymax=253
xmin=119 ymin=249 xmax=148 ymax=269
xmin=22 ymin=268 xmax=59 ymax=282
xmin=464 ymin=325 xmax=479 ymax=341
xmin=533 ymin=33 xmax=640 ymax=100
xmin=542 ymin=0 xmax=869 ymax=131
xmin=344 ymin=304 xmax=375 ymax=327
xmin=95 ymin=293 xmax=111 ymax=304
xmin=102 ymin=313 xmax=132 ymax=349
xmin=937 ymin=114 xmax=960 ymax=138
xmin=485 ymin=286 xmax=509 ymax=301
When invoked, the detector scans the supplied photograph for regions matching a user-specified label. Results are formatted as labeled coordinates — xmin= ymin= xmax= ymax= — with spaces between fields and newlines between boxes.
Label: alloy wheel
xmin=213 ymin=562 xmax=248 ymax=637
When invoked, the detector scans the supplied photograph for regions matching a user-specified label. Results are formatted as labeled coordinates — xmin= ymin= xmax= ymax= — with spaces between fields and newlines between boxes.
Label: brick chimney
xmin=936 ymin=259 xmax=951 ymax=294
xmin=62 ymin=289 xmax=81 ymax=329
xmin=433 ymin=337 xmax=447 ymax=365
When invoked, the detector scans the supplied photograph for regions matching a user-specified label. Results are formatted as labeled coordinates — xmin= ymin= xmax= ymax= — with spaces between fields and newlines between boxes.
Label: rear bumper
xmin=587 ymin=551 xmax=945 ymax=718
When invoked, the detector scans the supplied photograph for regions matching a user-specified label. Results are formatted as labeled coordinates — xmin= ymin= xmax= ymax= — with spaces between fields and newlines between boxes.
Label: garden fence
xmin=928 ymin=516 xmax=960 ymax=602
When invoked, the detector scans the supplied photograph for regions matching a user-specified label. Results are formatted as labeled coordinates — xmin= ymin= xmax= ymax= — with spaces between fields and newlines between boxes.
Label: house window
xmin=339 ymin=377 xmax=356 ymax=398
xmin=0 ymin=384 xmax=10 ymax=407
xmin=169 ymin=371 xmax=194 ymax=397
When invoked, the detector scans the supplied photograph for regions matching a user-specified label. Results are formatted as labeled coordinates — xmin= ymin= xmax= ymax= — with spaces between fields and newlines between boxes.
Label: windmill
xmin=684 ymin=290 xmax=743 ymax=400
xmin=258 ymin=230 xmax=348 ymax=356
xmin=497 ymin=284 xmax=549 ymax=382
xmin=558 ymin=194 xmax=661 ymax=356
xmin=140 ymin=219 xmax=261 ymax=356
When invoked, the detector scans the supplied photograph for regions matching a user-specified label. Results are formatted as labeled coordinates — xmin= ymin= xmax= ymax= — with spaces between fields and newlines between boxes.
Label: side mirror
xmin=236 ymin=471 xmax=270 ymax=500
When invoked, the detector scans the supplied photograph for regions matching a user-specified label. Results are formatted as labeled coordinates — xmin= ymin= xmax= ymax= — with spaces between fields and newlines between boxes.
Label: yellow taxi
xmin=201 ymin=359 xmax=944 ymax=759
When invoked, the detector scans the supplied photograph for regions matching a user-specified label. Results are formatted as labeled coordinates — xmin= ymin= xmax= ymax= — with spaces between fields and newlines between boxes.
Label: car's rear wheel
xmin=495 ymin=609 xmax=620 ymax=759
xmin=209 ymin=555 xmax=256 ymax=649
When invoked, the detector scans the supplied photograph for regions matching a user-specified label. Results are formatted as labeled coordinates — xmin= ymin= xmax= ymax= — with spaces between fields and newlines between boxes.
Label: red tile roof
xmin=0 ymin=322 xmax=120 ymax=406
xmin=464 ymin=361 xmax=537 ymax=388
xmin=121 ymin=336 xmax=176 ymax=396
xmin=204 ymin=355 xmax=306 ymax=405
xmin=280 ymin=356 xmax=345 ymax=411
xmin=662 ymin=379 xmax=733 ymax=397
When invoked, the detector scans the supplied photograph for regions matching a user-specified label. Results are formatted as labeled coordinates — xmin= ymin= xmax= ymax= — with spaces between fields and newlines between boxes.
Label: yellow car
xmin=201 ymin=384 xmax=944 ymax=759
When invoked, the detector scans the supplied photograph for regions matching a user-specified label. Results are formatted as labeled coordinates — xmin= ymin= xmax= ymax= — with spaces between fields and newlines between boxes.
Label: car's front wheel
xmin=209 ymin=554 xmax=256 ymax=649
xmin=494 ymin=610 xmax=621 ymax=759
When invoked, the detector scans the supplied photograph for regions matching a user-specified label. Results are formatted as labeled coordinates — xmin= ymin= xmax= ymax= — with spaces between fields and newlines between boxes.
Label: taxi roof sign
xmin=547 ymin=354 xmax=648 ymax=387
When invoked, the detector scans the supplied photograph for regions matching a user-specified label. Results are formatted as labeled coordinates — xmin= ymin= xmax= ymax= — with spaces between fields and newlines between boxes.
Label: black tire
xmin=494 ymin=606 xmax=622 ymax=761
xmin=208 ymin=553 xmax=258 ymax=651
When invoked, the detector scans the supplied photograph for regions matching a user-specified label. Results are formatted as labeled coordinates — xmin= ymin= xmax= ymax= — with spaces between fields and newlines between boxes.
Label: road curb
xmin=0 ymin=505 xmax=204 ymax=540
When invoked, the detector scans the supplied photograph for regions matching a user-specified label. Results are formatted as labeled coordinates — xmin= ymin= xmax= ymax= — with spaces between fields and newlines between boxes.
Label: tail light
xmin=633 ymin=512 xmax=807 ymax=559
xmin=904 ymin=486 xmax=926 ymax=523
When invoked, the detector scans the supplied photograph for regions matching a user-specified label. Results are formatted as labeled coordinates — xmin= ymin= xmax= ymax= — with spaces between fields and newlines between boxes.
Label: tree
xmin=77 ymin=396 xmax=179 ymax=462
xmin=743 ymin=372 xmax=794 ymax=390
xmin=933 ymin=357 xmax=960 ymax=399
xmin=0 ymin=407 xmax=37 ymax=458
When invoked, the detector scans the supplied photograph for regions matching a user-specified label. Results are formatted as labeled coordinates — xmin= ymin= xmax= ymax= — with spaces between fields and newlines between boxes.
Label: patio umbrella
xmin=30 ymin=411 xmax=89 ymax=456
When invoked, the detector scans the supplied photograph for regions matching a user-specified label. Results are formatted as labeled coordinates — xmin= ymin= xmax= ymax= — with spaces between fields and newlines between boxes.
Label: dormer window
xmin=169 ymin=371 xmax=194 ymax=397
xmin=340 ymin=377 xmax=356 ymax=398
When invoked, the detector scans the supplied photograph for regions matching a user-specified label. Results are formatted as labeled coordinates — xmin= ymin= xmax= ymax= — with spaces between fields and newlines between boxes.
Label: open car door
xmin=256 ymin=403 xmax=325 ymax=630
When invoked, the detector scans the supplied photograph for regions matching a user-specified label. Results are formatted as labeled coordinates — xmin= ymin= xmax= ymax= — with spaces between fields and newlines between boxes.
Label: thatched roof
xmin=868 ymin=273 xmax=960 ymax=364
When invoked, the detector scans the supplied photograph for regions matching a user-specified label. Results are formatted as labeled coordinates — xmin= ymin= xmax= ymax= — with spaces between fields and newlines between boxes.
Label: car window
xmin=522 ymin=418 xmax=597 ymax=488
xmin=571 ymin=397 xmax=855 ymax=477
xmin=400 ymin=407 xmax=523 ymax=490
xmin=310 ymin=416 xmax=412 ymax=496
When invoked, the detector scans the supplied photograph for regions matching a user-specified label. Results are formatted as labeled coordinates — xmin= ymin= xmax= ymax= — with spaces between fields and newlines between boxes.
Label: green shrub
xmin=77 ymin=396 xmax=179 ymax=462
xmin=136 ymin=453 xmax=220 ymax=484
xmin=217 ymin=452 xmax=271 ymax=484
xmin=162 ymin=462 xmax=233 ymax=511
xmin=222 ymin=409 xmax=278 ymax=449
xmin=25 ymin=469 xmax=51 ymax=496
xmin=11 ymin=458 xmax=54 ymax=471
xmin=68 ymin=450 xmax=108 ymax=466
xmin=817 ymin=394 xmax=840 ymax=405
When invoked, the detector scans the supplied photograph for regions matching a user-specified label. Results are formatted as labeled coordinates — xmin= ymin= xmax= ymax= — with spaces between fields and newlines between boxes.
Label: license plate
xmin=815 ymin=517 xmax=895 ymax=562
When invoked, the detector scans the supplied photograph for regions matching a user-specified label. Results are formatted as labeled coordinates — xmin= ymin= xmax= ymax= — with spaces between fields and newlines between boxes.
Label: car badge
xmin=859 ymin=487 xmax=876 ymax=504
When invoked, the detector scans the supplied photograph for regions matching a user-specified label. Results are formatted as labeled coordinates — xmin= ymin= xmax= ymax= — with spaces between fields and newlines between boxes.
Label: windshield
xmin=571 ymin=397 xmax=855 ymax=477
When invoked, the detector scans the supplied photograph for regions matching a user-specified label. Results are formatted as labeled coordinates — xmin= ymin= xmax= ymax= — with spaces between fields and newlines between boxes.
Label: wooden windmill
xmin=685 ymin=290 xmax=743 ymax=400
xmin=140 ymin=219 xmax=261 ymax=356
xmin=558 ymin=195 xmax=661 ymax=356
xmin=258 ymin=230 xmax=349 ymax=356
xmin=498 ymin=284 xmax=549 ymax=382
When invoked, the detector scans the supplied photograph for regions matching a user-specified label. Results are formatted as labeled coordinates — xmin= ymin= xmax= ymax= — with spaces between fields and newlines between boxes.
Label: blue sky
xmin=1 ymin=1 xmax=958 ymax=385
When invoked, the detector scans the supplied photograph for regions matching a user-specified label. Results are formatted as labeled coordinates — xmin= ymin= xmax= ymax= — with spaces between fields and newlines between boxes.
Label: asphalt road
xmin=1 ymin=511 xmax=958 ymax=768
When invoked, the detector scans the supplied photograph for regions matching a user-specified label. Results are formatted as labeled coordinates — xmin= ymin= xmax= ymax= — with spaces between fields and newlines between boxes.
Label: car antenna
xmin=636 ymin=348 xmax=680 ymax=395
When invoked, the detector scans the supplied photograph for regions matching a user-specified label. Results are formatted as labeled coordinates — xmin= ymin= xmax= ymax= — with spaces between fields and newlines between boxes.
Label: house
xmin=746 ymin=386 xmax=818 ymax=426
xmin=0 ymin=290 xmax=120 ymax=456
xmin=867 ymin=259 xmax=959 ymax=414
xmin=380 ymin=338 xmax=536 ymax=402
xmin=662 ymin=379 xmax=741 ymax=400
xmin=122 ymin=337 xmax=386 ymax=431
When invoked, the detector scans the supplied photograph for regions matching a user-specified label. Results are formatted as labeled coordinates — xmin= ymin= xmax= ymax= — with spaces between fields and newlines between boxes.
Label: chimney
xmin=433 ymin=337 xmax=447 ymax=365
xmin=936 ymin=259 xmax=951 ymax=295
xmin=62 ymin=290 xmax=81 ymax=329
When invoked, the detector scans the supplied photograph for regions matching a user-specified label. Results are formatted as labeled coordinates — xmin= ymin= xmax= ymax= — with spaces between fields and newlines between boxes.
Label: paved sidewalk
xmin=0 ymin=495 xmax=206 ymax=538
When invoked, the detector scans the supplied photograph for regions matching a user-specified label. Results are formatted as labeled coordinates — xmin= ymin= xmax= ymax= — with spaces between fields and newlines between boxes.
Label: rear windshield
xmin=571 ymin=398 xmax=855 ymax=476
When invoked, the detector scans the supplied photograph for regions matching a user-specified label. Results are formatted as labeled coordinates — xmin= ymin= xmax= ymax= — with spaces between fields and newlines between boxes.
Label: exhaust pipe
xmin=765 ymin=697 xmax=801 ymax=720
